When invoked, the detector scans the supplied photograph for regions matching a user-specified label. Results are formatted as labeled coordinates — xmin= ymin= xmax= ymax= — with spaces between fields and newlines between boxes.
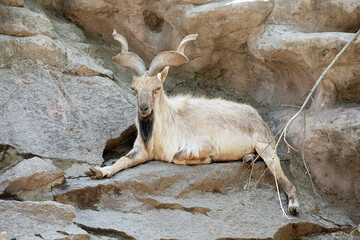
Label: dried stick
xmin=345 ymin=224 xmax=360 ymax=240
xmin=301 ymin=108 xmax=318 ymax=195
xmin=310 ymin=95 xmax=337 ymax=151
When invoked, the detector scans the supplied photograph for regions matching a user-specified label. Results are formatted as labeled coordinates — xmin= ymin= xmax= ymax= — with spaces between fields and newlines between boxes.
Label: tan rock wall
xmin=48 ymin=0 xmax=360 ymax=107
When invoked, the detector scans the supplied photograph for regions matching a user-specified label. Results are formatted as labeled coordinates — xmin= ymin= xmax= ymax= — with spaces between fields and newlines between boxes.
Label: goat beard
xmin=138 ymin=111 xmax=154 ymax=144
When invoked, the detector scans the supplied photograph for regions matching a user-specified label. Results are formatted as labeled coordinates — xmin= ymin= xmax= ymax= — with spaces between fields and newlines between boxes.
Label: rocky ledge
xmin=53 ymin=161 xmax=354 ymax=240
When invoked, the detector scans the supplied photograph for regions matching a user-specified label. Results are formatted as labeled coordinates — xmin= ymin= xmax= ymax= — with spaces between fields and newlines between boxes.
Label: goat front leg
xmin=172 ymin=141 xmax=215 ymax=165
xmin=85 ymin=144 xmax=149 ymax=179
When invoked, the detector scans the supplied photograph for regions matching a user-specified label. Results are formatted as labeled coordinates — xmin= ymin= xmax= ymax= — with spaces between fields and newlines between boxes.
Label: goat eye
xmin=154 ymin=87 xmax=161 ymax=94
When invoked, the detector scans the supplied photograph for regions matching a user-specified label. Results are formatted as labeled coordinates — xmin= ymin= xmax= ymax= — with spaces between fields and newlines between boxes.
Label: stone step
xmin=0 ymin=34 xmax=115 ymax=78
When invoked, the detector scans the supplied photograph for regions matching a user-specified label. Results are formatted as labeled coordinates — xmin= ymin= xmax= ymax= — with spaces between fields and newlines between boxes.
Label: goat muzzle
xmin=139 ymin=106 xmax=152 ymax=118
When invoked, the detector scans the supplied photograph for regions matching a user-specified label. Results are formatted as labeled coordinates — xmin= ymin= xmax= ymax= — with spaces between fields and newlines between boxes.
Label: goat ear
xmin=157 ymin=66 xmax=169 ymax=83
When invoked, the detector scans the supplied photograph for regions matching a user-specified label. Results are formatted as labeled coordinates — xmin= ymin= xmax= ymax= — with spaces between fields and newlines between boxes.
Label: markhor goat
xmin=85 ymin=30 xmax=300 ymax=215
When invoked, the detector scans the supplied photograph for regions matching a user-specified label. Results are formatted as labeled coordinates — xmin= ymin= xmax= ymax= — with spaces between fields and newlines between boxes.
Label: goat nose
xmin=140 ymin=105 xmax=148 ymax=112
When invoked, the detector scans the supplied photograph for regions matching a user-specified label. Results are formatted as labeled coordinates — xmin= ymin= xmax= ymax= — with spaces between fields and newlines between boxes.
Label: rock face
xmin=0 ymin=200 xmax=90 ymax=239
xmin=1 ymin=0 xmax=360 ymax=239
xmin=0 ymin=64 xmax=129 ymax=166
xmin=53 ymin=0 xmax=360 ymax=106
xmin=248 ymin=25 xmax=360 ymax=109
xmin=46 ymin=0 xmax=360 ymax=205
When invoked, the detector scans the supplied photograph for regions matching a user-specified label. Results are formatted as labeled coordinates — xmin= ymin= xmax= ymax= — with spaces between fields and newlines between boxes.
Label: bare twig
xmin=345 ymin=224 xmax=360 ymax=240
xmin=255 ymin=166 xmax=269 ymax=188
xmin=301 ymin=108 xmax=318 ymax=195
xmin=242 ymin=161 xmax=255 ymax=190
xmin=252 ymin=121 xmax=288 ymax=163
xmin=280 ymin=104 xmax=301 ymax=109
xmin=247 ymin=160 xmax=255 ymax=190
xmin=310 ymin=95 xmax=337 ymax=151
xmin=250 ymin=122 xmax=290 ymax=214
xmin=246 ymin=161 xmax=256 ymax=210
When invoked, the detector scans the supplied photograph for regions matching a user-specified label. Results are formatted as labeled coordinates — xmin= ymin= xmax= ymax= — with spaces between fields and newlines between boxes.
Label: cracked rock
xmin=0 ymin=1 xmax=135 ymax=170
xmin=248 ymin=25 xmax=360 ymax=108
xmin=59 ymin=41 xmax=114 ymax=78
xmin=1 ymin=0 xmax=360 ymax=239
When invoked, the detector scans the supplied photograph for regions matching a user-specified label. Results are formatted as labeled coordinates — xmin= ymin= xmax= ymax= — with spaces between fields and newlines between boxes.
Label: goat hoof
xmin=289 ymin=205 xmax=300 ymax=216
xmin=288 ymin=200 xmax=300 ymax=216
xmin=243 ymin=154 xmax=255 ymax=163
xmin=85 ymin=167 xmax=104 ymax=179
